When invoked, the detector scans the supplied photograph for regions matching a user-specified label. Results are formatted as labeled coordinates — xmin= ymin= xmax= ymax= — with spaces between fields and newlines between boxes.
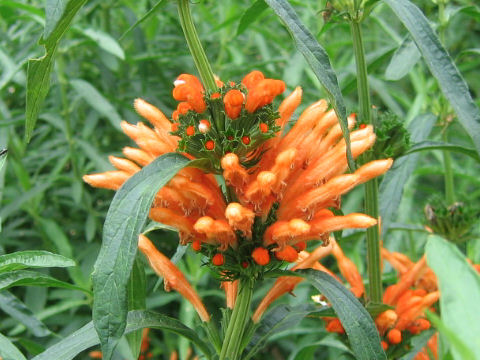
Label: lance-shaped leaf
xmin=403 ymin=140 xmax=480 ymax=162
xmin=0 ymin=250 xmax=75 ymax=273
xmin=0 ymin=270 xmax=87 ymax=293
xmin=299 ymin=269 xmax=386 ymax=360
xmin=92 ymin=153 xmax=202 ymax=360
xmin=32 ymin=310 xmax=212 ymax=360
xmin=383 ymin=0 xmax=480 ymax=156
xmin=264 ymin=0 xmax=355 ymax=171
xmin=25 ymin=0 xmax=88 ymax=142
xmin=0 ymin=332 xmax=27 ymax=360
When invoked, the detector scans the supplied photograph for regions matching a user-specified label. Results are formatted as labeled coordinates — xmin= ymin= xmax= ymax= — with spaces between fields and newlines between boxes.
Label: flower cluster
xmin=83 ymin=71 xmax=392 ymax=320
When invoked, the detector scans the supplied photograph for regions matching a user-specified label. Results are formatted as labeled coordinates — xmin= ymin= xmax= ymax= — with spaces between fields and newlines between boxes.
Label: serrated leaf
xmin=299 ymin=269 xmax=386 ymax=360
xmin=0 ymin=250 xmax=75 ymax=273
xmin=426 ymin=235 xmax=480 ymax=359
xmin=92 ymin=153 xmax=198 ymax=360
xmin=81 ymin=28 xmax=125 ymax=60
xmin=384 ymin=0 xmax=480 ymax=156
xmin=0 ymin=332 xmax=27 ymax=360
xmin=379 ymin=113 xmax=436 ymax=236
xmin=385 ymin=37 xmax=421 ymax=80
xmin=237 ymin=0 xmax=268 ymax=36
xmin=70 ymin=79 xmax=122 ymax=131
xmin=403 ymin=140 xmax=480 ymax=161
xmin=0 ymin=270 xmax=87 ymax=293
xmin=0 ymin=291 xmax=50 ymax=337
xmin=25 ymin=0 xmax=88 ymax=142
xmin=264 ymin=0 xmax=355 ymax=171
xmin=32 ymin=310 xmax=212 ymax=360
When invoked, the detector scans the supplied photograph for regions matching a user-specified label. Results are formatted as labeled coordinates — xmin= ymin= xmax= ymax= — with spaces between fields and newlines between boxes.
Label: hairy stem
xmin=350 ymin=20 xmax=382 ymax=303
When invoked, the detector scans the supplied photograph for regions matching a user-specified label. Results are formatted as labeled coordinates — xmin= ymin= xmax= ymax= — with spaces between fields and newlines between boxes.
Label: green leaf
xmin=244 ymin=304 xmax=315 ymax=360
xmin=0 ymin=332 xmax=27 ymax=360
xmin=25 ymin=0 xmax=88 ymax=142
xmin=32 ymin=310 xmax=212 ymax=360
xmin=385 ymin=37 xmax=421 ymax=81
xmin=299 ymin=269 xmax=386 ymax=360
xmin=126 ymin=255 xmax=146 ymax=359
xmin=81 ymin=28 xmax=125 ymax=60
xmin=0 ymin=291 xmax=50 ymax=337
xmin=92 ymin=153 xmax=199 ymax=360
xmin=403 ymin=140 xmax=480 ymax=162
xmin=383 ymin=0 xmax=480 ymax=156
xmin=0 ymin=149 xmax=6 ymax=171
xmin=119 ymin=0 xmax=168 ymax=41
xmin=70 ymin=79 xmax=122 ymax=131
xmin=310 ymin=302 xmax=393 ymax=319
xmin=264 ymin=0 xmax=355 ymax=171
xmin=0 ymin=250 xmax=75 ymax=273
xmin=237 ymin=0 xmax=268 ymax=36
xmin=379 ymin=113 xmax=436 ymax=236
xmin=399 ymin=329 xmax=436 ymax=360
xmin=0 ymin=270 xmax=87 ymax=293
xmin=426 ymin=235 xmax=480 ymax=359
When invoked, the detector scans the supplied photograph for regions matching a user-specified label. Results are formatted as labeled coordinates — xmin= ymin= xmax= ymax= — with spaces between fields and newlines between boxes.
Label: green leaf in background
xmin=383 ymin=0 xmax=480 ymax=156
xmin=126 ymin=255 xmax=146 ymax=359
xmin=25 ymin=0 xmax=88 ymax=142
xmin=426 ymin=235 xmax=480 ymax=359
xmin=385 ymin=37 xmax=421 ymax=81
xmin=0 ymin=270 xmax=87 ymax=293
xmin=237 ymin=0 xmax=268 ymax=36
xmin=0 ymin=332 xmax=27 ymax=360
xmin=264 ymin=0 xmax=355 ymax=171
xmin=244 ymin=304 xmax=315 ymax=360
xmin=299 ymin=269 xmax=386 ymax=360
xmin=80 ymin=28 xmax=125 ymax=60
xmin=403 ymin=140 xmax=480 ymax=162
xmin=0 ymin=250 xmax=75 ymax=273
xmin=92 ymin=153 xmax=198 ymax=360
xmin=70 ymin=79 xmax=122 ymax=131
xmin=379 ymin=113 xmax=436 ymax=236
xmin=399 ymin=329 xmax=435 ymax=360
xmin=119 ymin=0 xmax=168 ymax=41
xmin=0 ymin=149 xmax=6 ymax=171
xmin=0 ymin=291 xmax=50 ymax=337
xmin=32 ymin=310 xmax=212 ymax=360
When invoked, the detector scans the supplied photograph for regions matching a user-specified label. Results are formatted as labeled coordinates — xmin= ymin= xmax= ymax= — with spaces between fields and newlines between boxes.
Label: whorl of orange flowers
xmin=83 ymin=71 xmax=393 ymax=318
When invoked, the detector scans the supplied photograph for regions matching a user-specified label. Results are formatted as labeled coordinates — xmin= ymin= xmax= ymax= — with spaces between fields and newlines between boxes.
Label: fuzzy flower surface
xmin=83 ymin=71 xmax=392 ymax=317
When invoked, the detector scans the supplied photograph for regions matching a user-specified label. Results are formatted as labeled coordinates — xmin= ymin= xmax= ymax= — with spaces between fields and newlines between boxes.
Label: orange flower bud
xmin=242 ymin=136 xmax=251 ymax=145
xmin=381 ymin=341 xmax=388 ymax=351
xmin=375 ymin=309 xmax=398 ymax=336
xmin=212 ymin=253 xmax=224 ymax=266
xmin=211 ymin=92 xmax=221 ymax=99
xmin=387 ymin=328 xmax=402 ymax=345
xmin=198 ymin=119 xmax=211 ymax=133
xmin=205 ymin=140 xmax=215 ymax=150
xmin=252 ymin=247 xmax=270 ymax=266
xmin=294 ymin=241 xmax=307 ymax=252
xmin=171 ymin=122 xmax=179 ymax=132
xmin=245 ymin=79 xmax=286 ymax=113
xmin=224 ymin=89 xmax=244 ymax=119
xmin=186 ymin=126 xmax=195 ymax=136
xmin=325 ymin=318 xmax=345 ymax=334
xmin=259 ymin=123 xmax=269 ymax=133
xmin=242 ymin=70 xmax=264 ymax=89
xmin=192 ymin=240 xmax=201 ymax=252
xmin=275 ymin=245 xmax=299 ymax=262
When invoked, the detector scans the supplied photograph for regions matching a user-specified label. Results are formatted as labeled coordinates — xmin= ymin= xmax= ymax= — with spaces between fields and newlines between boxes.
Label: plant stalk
xmin=350 ymin=20 xmax=382 ymax=303
xmin=219 ymin=279 xmax=253 ymax=360
xmin=442 ymin=131 xmax=455 ymax=204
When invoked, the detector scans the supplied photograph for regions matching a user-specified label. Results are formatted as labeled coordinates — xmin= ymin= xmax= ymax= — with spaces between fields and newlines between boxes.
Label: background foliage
xmin=0 ymin=0 xmax=479 ymax=359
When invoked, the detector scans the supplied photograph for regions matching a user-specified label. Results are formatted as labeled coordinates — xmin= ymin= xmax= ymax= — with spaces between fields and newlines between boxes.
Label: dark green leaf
xmin=70 ymin=79 xmax=122 ymax=131
xmin=0 ymin=250 xmax=75 ymax=273
xmin=92 ymin=153 xmax=198 ymax=360
xmin=80 ymin=28 xmax=125 ymax=60
xmin=237 ymin=0 xmax=268 ymax=36
xmin=403 ymin=140 xmax=480 ymax=162
xmin=0 ymin=332 xmax=27 ymax=360
xmin=0 ymin=270 xmax=87 ymax=293
xmin=244 ymin=304 xmax=315 ymax=360
xmin=379 ymin=113 xmax=436 ymax=236
xmin=399 ymin=329 xmax=436 ymax=360
xmin=32 ymin=310 xmax=212 ymax=360
xmin=0 ymin=291 xmax=50 ymax=337
xmin=426 ymin=235 xmax=480 ymax=359
xmin=385 ymin=37 xmax=421 ymax=81
xmin=0 ymin=149 xmax=6 ymax=171
xmin=126 ymin=255 xmax=146 ymax=359
xmin=25 ymin=0 xmax=88 ymax=142
xmin=299 ymin=269 xmax=386 ymax=360
xmin=264 ymin=0 xmax=355 ymax=170
xmin=384 ymin=0 xmax=480 ymax=156
xmin=310 ymin=302 xmax=393 ymax=319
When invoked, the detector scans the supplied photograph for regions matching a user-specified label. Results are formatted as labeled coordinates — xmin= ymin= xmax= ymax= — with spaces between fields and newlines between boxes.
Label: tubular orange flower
xmin=137 ymin=234 xmax=210 ymax=322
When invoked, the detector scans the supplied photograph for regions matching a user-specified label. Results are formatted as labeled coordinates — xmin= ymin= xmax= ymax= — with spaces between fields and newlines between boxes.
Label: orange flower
xmin=137 ymin=234 xmax=210 ymax=322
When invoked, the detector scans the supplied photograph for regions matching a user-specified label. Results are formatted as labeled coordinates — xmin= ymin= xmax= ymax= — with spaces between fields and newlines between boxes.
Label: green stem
xmin=219 ymin=279 xmax=253 ymax=360
xmin=350 ymin=20 xmax=382 ymax=303
xmin=442 ymin=131 xmax=455 ymax=204
xmin=177 ymin=0 xmax=223 ymax=132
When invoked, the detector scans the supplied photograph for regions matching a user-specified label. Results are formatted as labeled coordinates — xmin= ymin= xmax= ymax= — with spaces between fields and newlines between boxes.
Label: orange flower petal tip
xmin=325 ymin=318 xmax=345 ymax=334
xmin=387 ymin=328 xmax=402 ymax=345
xmin=381 ymin=341 xmax=388 ymax=351
xmin=192 ymin=240 xmax=201 ymax=252
xmin=259 ymin=123 xmax=269 ymax=133
xmin=274 ymin=245 xmax=298 ymax=262
xmin=252 ymin=247 xmax=270 ymax=266
xmin=212 ymin=253 xmax=224 ymax=266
